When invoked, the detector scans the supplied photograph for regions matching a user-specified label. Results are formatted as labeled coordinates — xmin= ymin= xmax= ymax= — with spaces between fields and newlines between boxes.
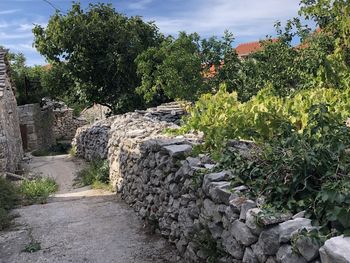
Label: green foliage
xmin=0 ymin=177 xmax=19 ymax=230
xmin=69 ymin=146 xmax=77 ymax=157
xmin=136 ymin=31 xmax=238 ymax=101
xmin=19 ymin=178 xmax=58 ymax=205
xmin=22 ymin=242 xmax=41 ymax=253
xmin=194 ymin=228 xmax=225 ymax=263
xmin=33 ymin=2 xmax=162 ymax=113
xmin=75 ymin=160 xmax=110 ymax=188
xmin=181 ymin=86 xmax=350 ymax=154
xmin=217 ymin=104 xmax=350 ymax=235
xmin=7 ymin=52 xmax=50 ymax=105
xmin=300 ymin=0 xmax=350 ymax=88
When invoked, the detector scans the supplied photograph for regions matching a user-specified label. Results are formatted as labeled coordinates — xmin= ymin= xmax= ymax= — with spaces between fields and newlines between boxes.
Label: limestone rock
xmin=295 ymin=235 xmax=320 ymax=261
xmin=276 ymin=245 xmax=307 ymax=263
xmin=251 ymin=242 xmax=267 ymax=263
xmin=231 ymin=220 xmax=258 ymax=246
xmin=239 ymin=200 xmax=256 ymax=221
xmin=163 ymin=144 xmax=192 ymax=158
xmin=258 ymin=226 xmax=280 ymax=255
xmin=221 ymin=230 xmax=244 ymax=259
xmin=243 ymin=247 xmax=258 ymax=263
xmin=319 ymin=235 xmax=350 ymax=263
xmin=208 ymin=181 xmax=232 ymax=204
xmin=278 ymin=218 xmax=312 ymax=243
xmin=245 ymin=208 xmax=262 ymax=235
xmin=257 ymin=211 xmax=292 ymax=227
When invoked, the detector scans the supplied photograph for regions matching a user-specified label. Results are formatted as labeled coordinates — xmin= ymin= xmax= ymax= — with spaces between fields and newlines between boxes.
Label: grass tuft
xmin=22 ymin=242 xmax=41 ymax=253
xmin=0 ymin=177 xmax=19 ymax=230
xmin=75 ymin=159 xmax=111 ymax=190
xmin=19 ymin=178 xmax=58 ymax=205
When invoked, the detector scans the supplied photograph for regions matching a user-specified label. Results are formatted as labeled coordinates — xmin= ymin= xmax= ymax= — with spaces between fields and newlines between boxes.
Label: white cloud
xmin=0 ymin=22 xmax=9 ymax=29
xmin=148 ymin=0 xmax=300 ymax=39
xmin=18 ymin=23 xmax=35 ymax=31
xmin=0 ymin=9 xmax=21 ymax=15
xmin=0 ymin=32 xmax=33 ymax=40
xmin=4 ymin=43 xmax=35 ymax=52
xmin=128 ymin=0 xmax=154 ymax=10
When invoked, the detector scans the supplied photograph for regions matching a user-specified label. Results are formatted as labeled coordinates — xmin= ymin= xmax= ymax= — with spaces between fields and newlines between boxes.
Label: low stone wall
xmin=110 ymin=137 xmax=350 ymax=263
xmin=0 ymin=50 xmax=23 ymax=173
xmin=52 ymin=108 xmax=87 ymax=140
xmin=73 ymin=104 xmax=349 ymax=263
xmin=73 ymin=101 xmax=187 ymax=164
xmin=17 ymin=104 xmax=56 ymax=151
xmin=73 ymin=117 xmax=114 ymax=160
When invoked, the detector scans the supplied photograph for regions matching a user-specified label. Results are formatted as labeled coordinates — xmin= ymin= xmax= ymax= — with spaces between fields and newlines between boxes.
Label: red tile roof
xmin=235 ymin=39 xmax=278 ymax=58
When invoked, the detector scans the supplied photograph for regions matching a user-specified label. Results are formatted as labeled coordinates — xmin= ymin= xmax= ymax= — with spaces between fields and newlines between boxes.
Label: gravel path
xmin=0 ymin=155 xmax=180 ymax=263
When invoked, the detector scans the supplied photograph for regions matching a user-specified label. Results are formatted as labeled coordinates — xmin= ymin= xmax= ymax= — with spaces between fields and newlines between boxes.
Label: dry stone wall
xmin=73 ymin=103 xmax=350 ymax=263
xmin=52 ymin=108 xmax=87 ymax=140
xmin=17 ymin=103 xmax=55 ymax=151
xmin=0 ymin=49 xmax=23 ymax=173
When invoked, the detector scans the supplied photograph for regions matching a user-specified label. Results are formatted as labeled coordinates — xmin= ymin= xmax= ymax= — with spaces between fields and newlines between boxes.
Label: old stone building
xmin=17 ymin=104 xmax=56 ymax=151
xmin=0 ymin=49 xmax=23 ymax=173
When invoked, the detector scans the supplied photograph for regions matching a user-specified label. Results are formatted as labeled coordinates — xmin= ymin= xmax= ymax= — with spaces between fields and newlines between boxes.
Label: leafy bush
xmin=0 ymin=177 xmax=19 ymax=230
xmin=75 ymin=160 xmax=110 ymax=188
xmin=180 ymin=86 xmax=350 ymax=155
xmin=218 ymin=104 xmax=350 ymax=235
xmin=20 ymin=178 xmax=58 ymax=205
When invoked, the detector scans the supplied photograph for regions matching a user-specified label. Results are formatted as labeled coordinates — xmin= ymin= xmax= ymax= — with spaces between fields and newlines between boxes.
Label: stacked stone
xmin=136 ymin=101 xmax=187 ymax=125
xmin=73 ymin=102 xmax=350 ymax=263
xmin=0 ymin=49 xmax=23 ymax=173
xmin=73 ymin=102 xmax=189 ymax=164
xmin=109 ymin=137 xmax=350 ymax=263
xmin=52 ymin=108 xmax=87 ymax=140
xmin=107 ymin=112 xmax=190 ymax=189
xmin=72 ymin=117 xmax=115 ymax=160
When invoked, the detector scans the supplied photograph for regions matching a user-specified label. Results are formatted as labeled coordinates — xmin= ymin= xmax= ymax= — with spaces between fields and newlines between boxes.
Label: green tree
xmin=6 ymin=51 xmax=49 ymax=105
xmin=136 ymin=31 xmax=239 ymax=101
xmin=234 ymin=18 xmax=334 ymax=100
xmin=300 ymin=0 xmax=350 ymax=88
xmin=33 ymin=2 xmax=161 ymax=113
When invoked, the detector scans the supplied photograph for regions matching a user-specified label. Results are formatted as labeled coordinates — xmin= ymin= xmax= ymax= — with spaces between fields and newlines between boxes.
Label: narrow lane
xmin=0 ymin=155 xmax=180 ymax=263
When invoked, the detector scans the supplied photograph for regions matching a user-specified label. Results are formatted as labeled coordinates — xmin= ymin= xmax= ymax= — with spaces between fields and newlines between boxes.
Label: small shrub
xmin=0 ymin=177 xmax=19 ymax=230
xmin=75 ymin=160 xmax=110 ymax=189
xmin=22 ymin=242 xmax=41 ymax=253
xmin=219 ymin=105 xmax=350 ymax=236
xmin=180 ymin=86 xmax=350 ymax=155
xmin=69 ymin=145 xmax=77 ymax=157
xmin=20 ymin=178 xmax=58 ymax=205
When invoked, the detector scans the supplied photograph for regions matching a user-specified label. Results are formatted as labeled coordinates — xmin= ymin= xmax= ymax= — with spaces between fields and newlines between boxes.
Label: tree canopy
xmin=136 ymin=31 xmax=240 ymax=102
xmin=33 ymin=2 xmax=162 ymax=113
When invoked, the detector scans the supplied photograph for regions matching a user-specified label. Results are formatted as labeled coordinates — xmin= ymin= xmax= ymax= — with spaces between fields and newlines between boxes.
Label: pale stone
xmin=319 ymin=235 xmax=350 ymax=263
xmin=278 ymin=218 xmax=312 ymax=243
xmin=231 ymin=220 xmax=258 ymax=246
xmin=243 ymin=247 xmax=258 ymax=263
xmin=276 ymin=245 xmax=307 ymax=263
xmin=258 ymin=226 xmax=280 ymax=255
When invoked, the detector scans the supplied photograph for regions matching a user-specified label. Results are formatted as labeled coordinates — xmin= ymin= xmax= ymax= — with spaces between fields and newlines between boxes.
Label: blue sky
xmin=0 ymin=0 xmax=301 ymax=66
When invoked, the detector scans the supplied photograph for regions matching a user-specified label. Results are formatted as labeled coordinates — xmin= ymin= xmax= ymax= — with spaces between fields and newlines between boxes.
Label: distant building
xmin=235 ymin=39 xmax=278 ymax=59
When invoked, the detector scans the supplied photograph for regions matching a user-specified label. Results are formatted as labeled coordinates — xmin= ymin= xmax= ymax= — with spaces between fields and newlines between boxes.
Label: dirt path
xmin=0 ymin=155 xmax=180 ymax=263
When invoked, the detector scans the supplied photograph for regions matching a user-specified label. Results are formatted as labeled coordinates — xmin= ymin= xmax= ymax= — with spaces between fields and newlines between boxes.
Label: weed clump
xmin=19 ymin=178 xmax=58 ymax=205
xmin=75 ymin=159 xmax=111 ymax=190
xmin=0 ymin=177 xmax=19 ymax=230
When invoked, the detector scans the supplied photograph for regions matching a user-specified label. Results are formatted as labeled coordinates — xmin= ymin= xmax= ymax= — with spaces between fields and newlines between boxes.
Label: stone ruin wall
xmin=0 ymin=50 xmax=23 ymax=173
xmin=17 ymin=103 xmax=56 ymax=151
xmin=52 ymin=108 xmax=87 ymax=140
xmin=73 ymin=102 xmax=349 ymax=263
